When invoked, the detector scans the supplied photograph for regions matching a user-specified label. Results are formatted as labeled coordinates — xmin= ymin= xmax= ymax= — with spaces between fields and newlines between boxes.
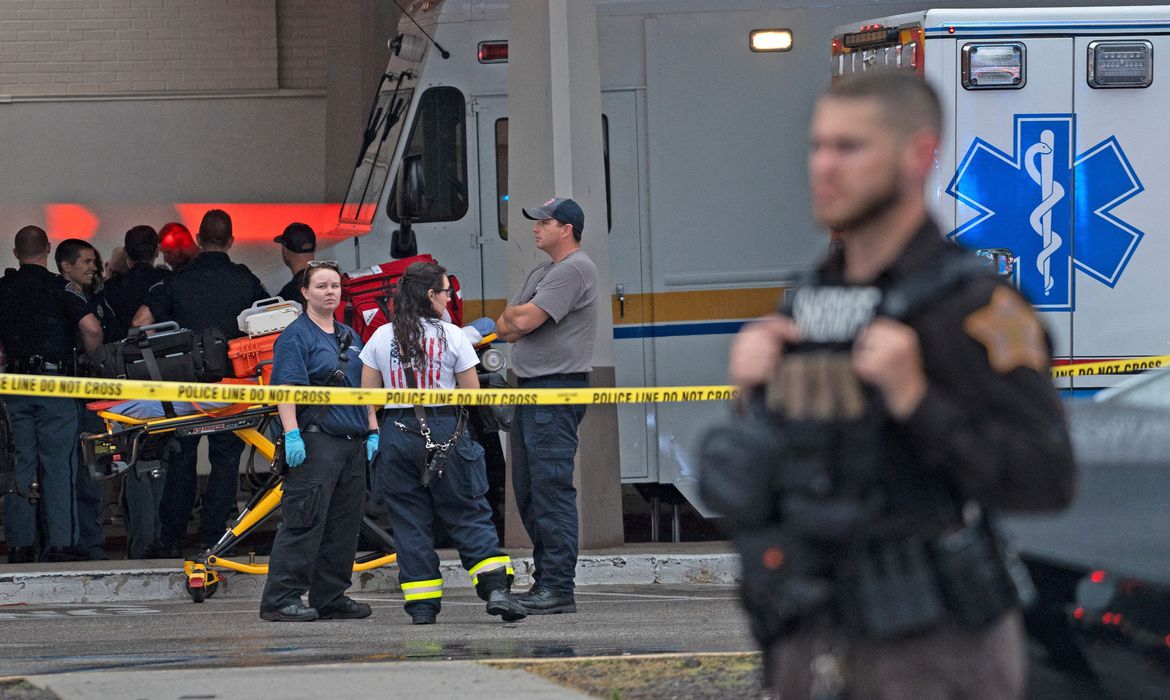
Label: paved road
xmin=0 ymin=583 xmax=1139 ymax=699
xmin=0 ymin=584 xmax=753 ymax=677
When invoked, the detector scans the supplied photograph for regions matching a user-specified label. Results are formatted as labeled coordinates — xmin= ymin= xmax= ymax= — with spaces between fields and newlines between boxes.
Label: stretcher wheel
xmin=203 ymin=579 xmax=219 ymax=599
xmin=187 ymin=580 xmax=207 ymax=603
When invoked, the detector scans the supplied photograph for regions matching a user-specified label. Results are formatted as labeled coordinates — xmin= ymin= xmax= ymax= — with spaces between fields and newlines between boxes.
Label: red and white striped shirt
xmin=359 ymin=320 xmax=478 ymax=407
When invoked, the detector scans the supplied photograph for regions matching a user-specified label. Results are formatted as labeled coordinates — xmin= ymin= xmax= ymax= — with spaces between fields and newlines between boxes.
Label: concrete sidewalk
xmin=26 ymin=660 xmax=596 ymax=700
xmin=0 ymin=541 xmax=739 ymax=605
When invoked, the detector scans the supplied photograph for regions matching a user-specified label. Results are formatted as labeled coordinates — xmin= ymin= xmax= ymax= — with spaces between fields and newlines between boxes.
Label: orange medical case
xmin=228 ymin=333 xmax=279 ymax=384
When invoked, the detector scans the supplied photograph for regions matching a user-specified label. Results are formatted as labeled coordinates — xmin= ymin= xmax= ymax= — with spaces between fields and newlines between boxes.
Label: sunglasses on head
xmin=306 ymin=260 xmax=341 ymax=271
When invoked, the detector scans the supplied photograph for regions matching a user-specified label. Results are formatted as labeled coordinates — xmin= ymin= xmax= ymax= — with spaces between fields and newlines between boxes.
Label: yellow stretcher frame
xmin=82 ymin=401 xmax=397 ymax=603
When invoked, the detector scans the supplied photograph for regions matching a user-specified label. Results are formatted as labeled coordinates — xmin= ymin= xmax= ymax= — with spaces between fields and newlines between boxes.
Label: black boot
xmin=476 ymin=569 xmax=527 ymax=622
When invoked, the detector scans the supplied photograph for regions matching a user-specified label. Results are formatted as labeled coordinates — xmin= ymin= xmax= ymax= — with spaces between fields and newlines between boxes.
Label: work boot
xmin=260 ymin=602 xmax=319 ymax=622
xmin=318 ymin=597 xmax=372 ymax=620
xmin=485 ymin=589 xmax=527 ymax=622
xmin=411 ymin=613 xmax=436 ymax=625
xmin=519 ymin=587 xmax=576 ymax=615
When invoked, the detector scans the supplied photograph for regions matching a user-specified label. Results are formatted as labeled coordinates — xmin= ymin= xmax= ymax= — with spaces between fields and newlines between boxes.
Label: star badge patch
xmin=963 ymin=287 xmax=1048 ymax=374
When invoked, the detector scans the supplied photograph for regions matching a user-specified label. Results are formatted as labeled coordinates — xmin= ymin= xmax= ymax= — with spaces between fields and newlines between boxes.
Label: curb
xmin=0 ymin=552 xmax=741 ymax=605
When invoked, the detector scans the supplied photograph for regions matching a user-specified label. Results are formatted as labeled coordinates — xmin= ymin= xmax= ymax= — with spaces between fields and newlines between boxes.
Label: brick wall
xmin=276 ymin=0 xmax=327 ymax=89
xmin=0 ymin=0 xmax=329 ymax=96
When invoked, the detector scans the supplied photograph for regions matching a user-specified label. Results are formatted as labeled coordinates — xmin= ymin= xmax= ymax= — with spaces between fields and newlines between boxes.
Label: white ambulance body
xmin=332 ymin=0 xmax=826 ymax=513
xmin=833 ymin=6 xmax=1170 ymax=394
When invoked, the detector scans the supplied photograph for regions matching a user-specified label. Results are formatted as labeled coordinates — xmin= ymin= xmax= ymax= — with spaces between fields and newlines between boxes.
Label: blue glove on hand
xmin=366 ymin=433 xmax=380 ymax=462
xmin=284 ymin=429 xmax=306 ymax=468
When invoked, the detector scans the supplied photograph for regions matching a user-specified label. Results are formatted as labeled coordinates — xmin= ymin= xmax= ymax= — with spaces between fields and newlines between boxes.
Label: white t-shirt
xmin=360 ymin=319 xmax=479 ymax=407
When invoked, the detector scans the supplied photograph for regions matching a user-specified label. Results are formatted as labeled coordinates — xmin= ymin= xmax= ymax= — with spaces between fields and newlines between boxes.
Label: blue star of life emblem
xmin=946 ymin=114 xmax=1144 ymax=312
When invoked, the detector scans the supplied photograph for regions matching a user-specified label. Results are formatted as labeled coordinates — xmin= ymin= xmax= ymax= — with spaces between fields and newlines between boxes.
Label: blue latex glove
xmin=469 ymin=316 xmax=496 ymax=337
xmin=284 ymin=429 xmax=306 ymax=468
xmin=366 ymin=433 xmax=380 ymax=462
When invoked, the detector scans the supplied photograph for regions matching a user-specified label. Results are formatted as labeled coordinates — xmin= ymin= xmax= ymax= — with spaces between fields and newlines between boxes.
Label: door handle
xmin=616 ymin=283 xmax=626 ymax=318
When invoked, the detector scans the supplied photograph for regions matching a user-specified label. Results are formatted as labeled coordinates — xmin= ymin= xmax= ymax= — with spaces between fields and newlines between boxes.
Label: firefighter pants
xmin=373 ymin=409 xmax=509 ymax=618
xmin=261 ymin=432 xmax=366 ymax=613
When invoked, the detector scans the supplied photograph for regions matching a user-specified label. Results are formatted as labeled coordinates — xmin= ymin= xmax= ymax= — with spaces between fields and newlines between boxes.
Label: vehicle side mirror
xmin=391 ymin=220 xmax=417 ymax=259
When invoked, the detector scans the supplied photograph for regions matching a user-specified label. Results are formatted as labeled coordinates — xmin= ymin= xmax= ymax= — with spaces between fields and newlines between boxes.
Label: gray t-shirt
xmin=510 ymin=249 xmax=599 ymax=378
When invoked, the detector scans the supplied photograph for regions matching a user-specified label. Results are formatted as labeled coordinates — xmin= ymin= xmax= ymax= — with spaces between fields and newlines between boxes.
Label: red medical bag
xmin=336 ymin=254 xmax=463 ymax=342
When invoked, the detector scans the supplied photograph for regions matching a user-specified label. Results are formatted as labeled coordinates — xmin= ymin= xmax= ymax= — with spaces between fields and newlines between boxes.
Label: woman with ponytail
xmin=360 ymin=261 xmax=526 ymax=626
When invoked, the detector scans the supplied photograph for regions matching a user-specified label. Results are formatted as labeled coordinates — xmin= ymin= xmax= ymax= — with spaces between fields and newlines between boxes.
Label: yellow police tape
xmin=0 ymin=374 xmax=738 ymax=406
xmin=1 ymin=355 xmax=1165 ymax=405
xmin=1050 ymin=354 xmax=1170 ymax=378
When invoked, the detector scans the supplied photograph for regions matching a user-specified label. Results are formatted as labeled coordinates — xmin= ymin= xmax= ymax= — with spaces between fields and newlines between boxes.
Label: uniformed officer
xmin=134 ymin=209 xmax=269 ymax=555
xmin=56 ymin=238 xmax=117 ymax=560
xmin=104 ymin=226 xmax=168 ymax=342
xmin=727 ymin=71 xmax=1075 ymax=698
xmin=273 ymin=222 xmax=316 ymax=309
xmin=102 ymin=225 xmax=170 ymax=558
xmin=158 ymin=222 xmax=198 ymax=271
xmin=360 ymin=261 xmax=526 ymax=625
xmin=0 ymin=227 xmax=98 ymax=563
xmin=259 ymin=261 xmax=376 ymax=622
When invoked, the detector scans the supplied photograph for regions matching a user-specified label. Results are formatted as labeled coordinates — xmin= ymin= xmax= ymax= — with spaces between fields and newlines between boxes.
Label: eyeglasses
xmin=307 ymin=260 xmax=340 ymax=270
xmin=433 ymin=287 xmax=453 ymax=296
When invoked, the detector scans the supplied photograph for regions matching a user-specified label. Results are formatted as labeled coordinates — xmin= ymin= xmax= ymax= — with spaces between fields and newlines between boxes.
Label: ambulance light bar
xmin=842 ymin=26 xmax=898 ymax=49
xmin=750 ymin=29 xmax=793 ymax=52
xmin=1088 ymin=40 xmax=1153 ymax=88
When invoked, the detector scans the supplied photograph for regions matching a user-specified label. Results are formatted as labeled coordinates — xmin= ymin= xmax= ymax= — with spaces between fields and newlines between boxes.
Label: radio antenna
xmin=390 ymin=0 xmax=450 ymax=59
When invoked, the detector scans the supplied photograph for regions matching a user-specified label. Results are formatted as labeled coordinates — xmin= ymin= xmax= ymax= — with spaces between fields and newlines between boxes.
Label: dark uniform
xmin=276 ymin=268 xmax=307 ymax=309
xmin=737 ymin=221 xmax=1075 ymax=697
xmin=102 ymin=263 xmax=171 ymax=557
xmin=147 ymin=250 xmax=268 ymax=549
xmin=103 ymin=264 xmax=169 ymax=341
xmin=0 ymin=264 xmax=89 ymax=556
xmin=259 ymin=315 xmax=368 ymax=616
xmin=68 ymin=280 xmax=118 ymax=559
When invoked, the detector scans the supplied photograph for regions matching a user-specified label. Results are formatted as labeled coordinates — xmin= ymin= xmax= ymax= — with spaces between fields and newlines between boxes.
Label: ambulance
xmin=331 ymin=0 xmax=827 ymax=517
xmin=832 ymin=5 xmax=1170 ymax=395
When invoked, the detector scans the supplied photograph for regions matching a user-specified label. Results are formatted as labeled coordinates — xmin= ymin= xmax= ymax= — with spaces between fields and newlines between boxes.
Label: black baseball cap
xmin=522 ymin=197 xmax=584 ymax=235
xmin=273 ymin=222 xmax=316 ymax=253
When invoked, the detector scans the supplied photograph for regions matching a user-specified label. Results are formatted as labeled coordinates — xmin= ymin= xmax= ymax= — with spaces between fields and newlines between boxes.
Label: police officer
xmin=0 ymin=227 xmax=98 ymax=563
xmin=104 ymin=226 xmax=168 ymax=341
xmin=273 ymin=222 xmax=316 ymax=309
xmin=259 ymin=261 xmax=375 ymax=622
xmin=56 ymin=238 xmax=117 ymax=560
xmin=361 ymin=261 xmax=526 ymax=625
xmin=102 ymin=225 xmax=170 ymax=558
xmin=134 ymin=209 xmax=268 ymax=555
xmin=725 ymin=72 xmax=1075 ymax=697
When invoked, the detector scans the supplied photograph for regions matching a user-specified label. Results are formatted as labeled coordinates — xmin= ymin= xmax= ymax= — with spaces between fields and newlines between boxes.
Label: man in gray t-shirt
xmin=496 ymin=196 xmax=599 ymax=615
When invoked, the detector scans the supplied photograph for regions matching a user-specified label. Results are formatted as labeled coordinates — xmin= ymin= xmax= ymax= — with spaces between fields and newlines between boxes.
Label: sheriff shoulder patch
xmin=963 ymin=287 xmax=1047 ymax=374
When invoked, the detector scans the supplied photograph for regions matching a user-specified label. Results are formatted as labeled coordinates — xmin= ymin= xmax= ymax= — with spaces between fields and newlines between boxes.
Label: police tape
xmin=0 ymin=374 xmax=738 ymax=406
xmin=1050 ymin=354 xmax=1170 ymax=378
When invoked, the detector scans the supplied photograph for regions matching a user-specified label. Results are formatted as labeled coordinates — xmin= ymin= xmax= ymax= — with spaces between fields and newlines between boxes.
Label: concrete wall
xmin=0 ymin=0 xmax=396 ymax=292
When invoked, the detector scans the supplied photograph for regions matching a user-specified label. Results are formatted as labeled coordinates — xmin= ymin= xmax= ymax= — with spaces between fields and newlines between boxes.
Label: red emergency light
xmin=478 ymin=41 xmax=508 ymax=64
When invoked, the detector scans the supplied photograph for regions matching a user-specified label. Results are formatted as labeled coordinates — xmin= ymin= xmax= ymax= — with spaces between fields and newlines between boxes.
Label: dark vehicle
xmin=1005 ymin=370 xmax=1170 ymax=699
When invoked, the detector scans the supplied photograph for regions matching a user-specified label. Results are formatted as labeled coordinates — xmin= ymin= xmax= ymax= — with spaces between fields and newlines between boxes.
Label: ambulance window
xmin=388 ymin=87 xmax=469 ymax=223
xmin=961 ymin=43 xmax=1025 ymax=90
xmin=340 ymin=84 xmax=414 ymax=227
xmin=493 ymin=116 xmax=612 ymax=240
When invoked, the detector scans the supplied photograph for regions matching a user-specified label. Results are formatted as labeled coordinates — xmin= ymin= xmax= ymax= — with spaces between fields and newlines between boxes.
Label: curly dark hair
xmin=391 ymin=261 xmax=448 ymax=375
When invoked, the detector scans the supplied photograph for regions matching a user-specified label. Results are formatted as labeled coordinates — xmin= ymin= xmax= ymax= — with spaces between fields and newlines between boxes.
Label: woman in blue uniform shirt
xmin=259 ymin=260 xmax=379 ymax=622
xmin=360 ymin=261 xmax=526 ymax=625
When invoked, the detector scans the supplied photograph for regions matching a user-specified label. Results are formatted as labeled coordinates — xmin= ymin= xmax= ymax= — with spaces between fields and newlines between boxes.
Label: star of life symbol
xmin=946 ymin=114 xmax=1144 ymax=312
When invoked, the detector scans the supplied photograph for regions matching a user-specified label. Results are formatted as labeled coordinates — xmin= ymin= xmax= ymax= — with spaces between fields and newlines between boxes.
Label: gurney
xmin=80 ymin=387 xmax=397 ymax=603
